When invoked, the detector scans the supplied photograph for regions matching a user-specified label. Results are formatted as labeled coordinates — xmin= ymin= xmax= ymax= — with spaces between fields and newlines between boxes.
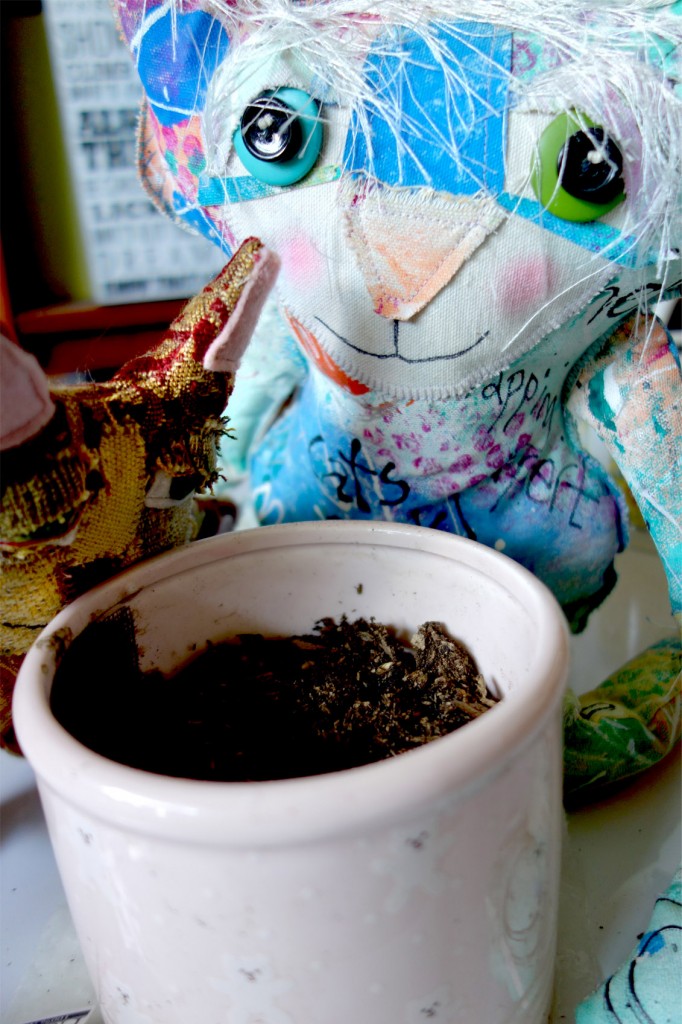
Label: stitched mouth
xmin=314 ymin=316 xmax=490 ymax=365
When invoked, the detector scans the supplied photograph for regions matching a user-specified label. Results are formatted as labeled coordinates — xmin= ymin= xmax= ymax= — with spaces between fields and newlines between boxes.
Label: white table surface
xmin=1 ymin=528 xmax=679 ymax=1024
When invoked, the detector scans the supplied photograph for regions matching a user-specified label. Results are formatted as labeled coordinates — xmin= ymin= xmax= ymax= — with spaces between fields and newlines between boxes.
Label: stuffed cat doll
xmin=112 ymin=0 xmax=681 ymax=806
xmin=0 ymin=238 xmax=279 ymax=751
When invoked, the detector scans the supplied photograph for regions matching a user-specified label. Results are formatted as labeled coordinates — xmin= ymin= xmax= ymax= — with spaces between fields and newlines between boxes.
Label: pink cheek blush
xmin=280 ymin=235 xmax=327 ymax=294
xmin=496 ymin=257 xmax=556 ymax=315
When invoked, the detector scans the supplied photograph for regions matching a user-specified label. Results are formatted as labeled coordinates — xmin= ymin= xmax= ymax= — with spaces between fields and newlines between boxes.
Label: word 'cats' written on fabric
xmin=308 ymin=435 xmax=601 ymax=533
xmin=310 ymin=436 xmax=410 ymax=513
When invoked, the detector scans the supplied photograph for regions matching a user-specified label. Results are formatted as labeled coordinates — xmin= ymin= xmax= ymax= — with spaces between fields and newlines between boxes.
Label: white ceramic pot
xmin=13 ymin=521 xmax=568 ymax=1024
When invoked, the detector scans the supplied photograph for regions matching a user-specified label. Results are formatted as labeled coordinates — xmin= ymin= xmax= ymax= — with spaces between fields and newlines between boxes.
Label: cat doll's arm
xmin=216 ymin=302 xmax=309 ymax=487
xmin=563 ymin=311 xmax=681 ymax=801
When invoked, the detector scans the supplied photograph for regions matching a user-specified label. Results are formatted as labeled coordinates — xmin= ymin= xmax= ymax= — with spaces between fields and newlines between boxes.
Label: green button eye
xmin=531 ymin=112 xmax=626 ymax=222
xmin=234 ymin=88 xmax=323 ymax=186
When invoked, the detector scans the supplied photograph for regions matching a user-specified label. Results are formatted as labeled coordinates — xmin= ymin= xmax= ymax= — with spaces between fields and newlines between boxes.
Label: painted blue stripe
xmin=344 ymin=22 xmax=512 ymax=195
xmin=496 ymin=193 xmax=657 ymax=268
xmin=198 ymin=164 xmax=341 ymax=206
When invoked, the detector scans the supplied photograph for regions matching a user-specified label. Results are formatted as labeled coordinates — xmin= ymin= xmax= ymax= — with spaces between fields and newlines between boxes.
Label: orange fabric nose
xmin=341 ymin=180 xmax=504 ymax=321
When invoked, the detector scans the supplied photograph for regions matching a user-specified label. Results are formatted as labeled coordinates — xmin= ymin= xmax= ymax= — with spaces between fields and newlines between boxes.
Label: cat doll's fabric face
xmin=121 ymin=1 xmax=679 ymax=395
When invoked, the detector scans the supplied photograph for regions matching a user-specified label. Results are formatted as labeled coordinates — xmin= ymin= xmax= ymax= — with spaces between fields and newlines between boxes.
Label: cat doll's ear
xmin=0 ymin=335 xmax=55 ymax=451
xmin=201 ymin=241 xmax=281 ymax=373
xmin=110 ymin=238 xmax=280 ymax=393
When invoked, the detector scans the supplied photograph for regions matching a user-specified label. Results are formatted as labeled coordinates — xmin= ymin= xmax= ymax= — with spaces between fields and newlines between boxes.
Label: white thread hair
xmin=166 ymin=1 xmax=681 ymax=276
xmin=193 ymin=1 xmax=675 ymax=264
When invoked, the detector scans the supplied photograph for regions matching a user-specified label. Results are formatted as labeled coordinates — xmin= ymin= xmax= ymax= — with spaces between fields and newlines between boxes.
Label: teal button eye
xmin=234 ymin=88 xmax=323 ymax=186
xmin=531 ymin=111 xmax=626 ymax=222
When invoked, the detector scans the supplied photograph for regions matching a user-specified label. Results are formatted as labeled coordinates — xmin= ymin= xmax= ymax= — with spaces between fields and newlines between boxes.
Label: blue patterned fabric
xmin=135 ymin=8 xmax=229 ymax=126
xmin=344 ymin=22 xmax=511 ymax=193
xmin=576 ymin=869 xmax=682 ymax=1024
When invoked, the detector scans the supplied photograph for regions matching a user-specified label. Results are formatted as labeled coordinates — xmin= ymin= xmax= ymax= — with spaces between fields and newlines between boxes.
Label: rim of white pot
xmin=13 ymin=521 xmax=569 ymax=847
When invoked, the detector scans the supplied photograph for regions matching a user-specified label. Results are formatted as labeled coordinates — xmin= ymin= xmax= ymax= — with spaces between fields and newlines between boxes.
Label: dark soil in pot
xmin=50 ymin=611 xmax=499 ymax=781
